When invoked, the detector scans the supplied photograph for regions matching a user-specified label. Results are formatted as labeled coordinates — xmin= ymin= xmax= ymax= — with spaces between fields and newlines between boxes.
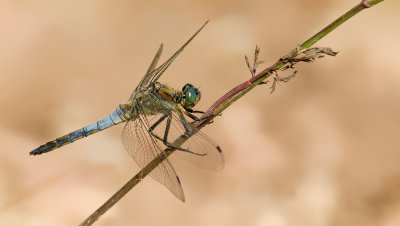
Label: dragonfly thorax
xmin=149 ymin=82 xmax=201 ymax=110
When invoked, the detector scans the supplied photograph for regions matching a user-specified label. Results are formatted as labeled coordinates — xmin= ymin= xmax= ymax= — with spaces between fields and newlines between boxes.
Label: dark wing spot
xmin=176 ymin=176 xmax=181 ymax=184
xmin=216 ymin=146 xmax=222 ymax=153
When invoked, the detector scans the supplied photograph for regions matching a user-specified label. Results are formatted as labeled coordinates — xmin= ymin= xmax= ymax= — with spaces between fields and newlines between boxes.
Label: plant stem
xmin=80 ymin=0 xmax=384 ymax=225
xmin=198 ymin=0 xmax=384 ymax=124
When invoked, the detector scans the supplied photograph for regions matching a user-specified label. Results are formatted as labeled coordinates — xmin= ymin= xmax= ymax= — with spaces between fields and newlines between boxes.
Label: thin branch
xmin=79 ymin=0 xmax=384 ymax=225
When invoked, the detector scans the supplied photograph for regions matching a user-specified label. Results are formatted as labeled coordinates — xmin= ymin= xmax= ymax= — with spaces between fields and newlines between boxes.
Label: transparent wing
xmin=167 ymin=111 xmax=224 ymax=170
xmin=121 ymin=112 xmax=185 ymax=202
xmin=121 ymin=84 xmax=222 ymax=201
xmin=148 ymin=21 xmax=208 ymax=84
xmin=135 ymin=21 xmax=208 ymax=90
xmin=136 ymin=44 xmax=163 ymax=91
xmin=143 ymin=93 xmax=224 ymax=170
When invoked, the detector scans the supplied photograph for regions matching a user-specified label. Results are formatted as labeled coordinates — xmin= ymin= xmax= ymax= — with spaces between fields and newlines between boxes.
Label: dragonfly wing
xmin=167 ymin=112 xmax=224 ymax=170
xmin=143 ymin=92 xmax=224 ymax=170
xmin=146 ymin=21 xmax=208 ymax=85
xmin=146 ymin=44 xmax=163 ymax=75
xmin=121 ymin=114 xmax=185 ymax=201
xmin=136 ymin=44 xmax=163 ymax=91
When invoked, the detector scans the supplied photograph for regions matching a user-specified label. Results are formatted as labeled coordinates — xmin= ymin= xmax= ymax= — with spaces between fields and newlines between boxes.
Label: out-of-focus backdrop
xmin=1 ymin=1 xmax=400 ymax=226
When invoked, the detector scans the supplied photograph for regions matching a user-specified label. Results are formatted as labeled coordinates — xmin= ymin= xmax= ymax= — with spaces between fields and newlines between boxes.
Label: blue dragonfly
xmin=30 ymin=22 xmax=224 ymax=201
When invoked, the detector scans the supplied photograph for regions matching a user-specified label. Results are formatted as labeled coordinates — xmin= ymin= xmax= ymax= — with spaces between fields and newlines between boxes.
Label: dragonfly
xmin=30 ymin=22 xmax=224 ymax=202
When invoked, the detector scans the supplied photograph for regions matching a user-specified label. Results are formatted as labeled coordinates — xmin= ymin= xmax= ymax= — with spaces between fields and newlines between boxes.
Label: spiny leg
xmin=163 ymin=115 xmax=172 ymax=141
xmin=185 ymin=110 xmax=201 ymax=121
xmin=185 ymin=108 xmax=221 ymax=123
xmin=187 ymin=109 xmax=205 ymax=114
xmin=177 ymin=113 xmax=195 ymax=136
xmin=165 ymin=114 xmax=206 ymax=156
xmin=149 ymin=113 xmax=169 ymax=132
xmin=148 ymin=114 xmax=206 ymax=156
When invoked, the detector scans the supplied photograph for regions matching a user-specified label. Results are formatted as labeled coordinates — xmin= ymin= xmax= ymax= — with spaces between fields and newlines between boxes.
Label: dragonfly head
xmin=182 ymin=83 xmax=201 ymax=109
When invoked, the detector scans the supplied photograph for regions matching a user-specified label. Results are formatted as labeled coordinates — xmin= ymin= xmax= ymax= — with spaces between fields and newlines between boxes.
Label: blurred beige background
xmin=1 ymin=1 xmax=400 ymax=226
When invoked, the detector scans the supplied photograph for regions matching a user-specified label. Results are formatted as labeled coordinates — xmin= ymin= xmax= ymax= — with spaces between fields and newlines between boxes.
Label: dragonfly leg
xmin=186 ymin=111 xmax=221 ymax=126
xmin=177 ymin=113 xmax=196 ymax=136
xmin=165 ymin=114 xmax=206 ymax=156
xmin=186 ymin=111 xmax=200 ymax=121
xmin=187 ymin=109 xmax=205 ymax=114
xmin=185 ymin=109 xmax=212 ymax=122
xmin=148 ymin=114 xmax=206 ymax=156
xmin=150 ymin=132 xmax=206 ymax=156
xmin=184 ymin=108 xmax=222 ymax=122
xmin=149 ymin=113 xmax=169 ymax=131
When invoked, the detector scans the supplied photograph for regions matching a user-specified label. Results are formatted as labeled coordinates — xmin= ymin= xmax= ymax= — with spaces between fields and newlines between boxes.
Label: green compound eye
xmin=182 ymin=83 xmax=201 ymax=109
